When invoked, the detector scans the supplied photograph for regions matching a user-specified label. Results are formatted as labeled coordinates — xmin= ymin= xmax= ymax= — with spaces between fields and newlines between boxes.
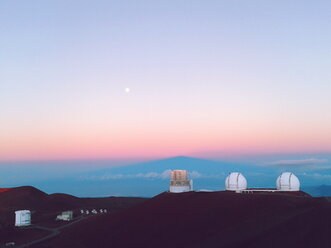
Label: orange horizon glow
xmin=1 ymin=126 xmax=331 ymax=161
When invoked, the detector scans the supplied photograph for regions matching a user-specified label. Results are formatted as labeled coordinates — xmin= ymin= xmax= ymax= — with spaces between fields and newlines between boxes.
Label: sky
xmin=1 ymin=0 xmax=331 ymax=162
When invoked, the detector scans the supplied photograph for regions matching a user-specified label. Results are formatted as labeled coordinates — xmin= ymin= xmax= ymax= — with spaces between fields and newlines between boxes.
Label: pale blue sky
xmin=1 ymin=0 xmax=331 ymax=161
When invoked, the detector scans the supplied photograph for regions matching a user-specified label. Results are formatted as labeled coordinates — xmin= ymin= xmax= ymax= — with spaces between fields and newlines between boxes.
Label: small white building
xmin=56 ymin=211 xmax=73 ymax=221
xmin=225 ymin=172 xmax=247 ymax=192
xmin=169 ymin=170 xmax=193 ymax=193
xmin=276 ymin=172 xmax=300 ymax=191
xmin=15 ymin=210 xmax=31 ymax=227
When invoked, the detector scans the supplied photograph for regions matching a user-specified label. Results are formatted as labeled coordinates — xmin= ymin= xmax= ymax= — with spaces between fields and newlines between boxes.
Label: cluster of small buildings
xmin=14 ymin=208 xmax=109 ymax=227
xmin=169 ymin=170 xmax=301 ymax=193
xmin=80 ymin=209 xmax=107 ymax=215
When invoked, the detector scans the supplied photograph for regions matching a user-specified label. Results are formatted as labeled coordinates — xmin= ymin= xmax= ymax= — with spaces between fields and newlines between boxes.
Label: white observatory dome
xmin=276 ymin=172 xmax=300 ymax=191
xmin=225 ymin=172 xmax=247 ymax=191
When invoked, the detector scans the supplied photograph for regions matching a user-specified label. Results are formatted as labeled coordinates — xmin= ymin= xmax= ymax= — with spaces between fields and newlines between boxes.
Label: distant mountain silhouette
xmin=73 ymin=156 xmax=275 ymax=196
xmin=6 ymin=157 xmax=328 ymax=197
xmin=93 ymin=156 xmax=248 ymax=174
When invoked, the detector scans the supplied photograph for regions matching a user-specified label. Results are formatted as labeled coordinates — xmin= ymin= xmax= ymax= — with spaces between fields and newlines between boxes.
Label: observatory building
xmin=56 ymin=211 xmax=73 ymax=221
xmin=225 ymin=172 xmax=301 ymax=194
xmin=276 ymin=172 xmax=300 ymax=191
xmin=169 ymin=170 xmax=193 ymax=193
xmin=15 ymin=210 xmax=31 ymax=227
xmin=225 ymin=172 xmax=248 ymax=191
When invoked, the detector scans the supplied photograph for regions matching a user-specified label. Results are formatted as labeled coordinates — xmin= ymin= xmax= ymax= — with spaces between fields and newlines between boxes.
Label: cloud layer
xmin=263 ymin=158 xmax=328 ymax=168
xmin=81 ymin=170 xmax=224 ymax=181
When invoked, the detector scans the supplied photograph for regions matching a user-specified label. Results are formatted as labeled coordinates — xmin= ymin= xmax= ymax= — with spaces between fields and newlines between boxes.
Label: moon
xmin=125 ymin=87 xmax=130 ymax=93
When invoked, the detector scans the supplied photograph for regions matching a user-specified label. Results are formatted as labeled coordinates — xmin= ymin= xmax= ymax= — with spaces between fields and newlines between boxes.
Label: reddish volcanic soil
xmin=29 ymin=191 xmax=331 ymax=248
xmin=0 ymin=188 xmax=12 ymax=193
xmin=2 ymin=188 xmax=331 ymax=248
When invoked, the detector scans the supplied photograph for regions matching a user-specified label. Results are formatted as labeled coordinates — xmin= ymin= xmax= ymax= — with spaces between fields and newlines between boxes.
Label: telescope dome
xmin=225 ymin=172 xmax=247 ymax=191
xmin=276 ymin=172 xmax=300 ymax=191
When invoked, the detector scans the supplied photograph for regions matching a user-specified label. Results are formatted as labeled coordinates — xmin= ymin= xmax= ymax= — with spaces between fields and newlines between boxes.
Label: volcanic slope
xmin=0 ymin=186 xmax=146 ymax=244
xmin=32 ymin=191 xmax=331 ymax=248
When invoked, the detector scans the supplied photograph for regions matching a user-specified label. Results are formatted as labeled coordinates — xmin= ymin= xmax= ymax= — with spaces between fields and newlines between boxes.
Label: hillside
xmin=32 ymin=191 xmax=331 ymax=248
xmin=0 ymin=186 xmax=146 ymax=245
